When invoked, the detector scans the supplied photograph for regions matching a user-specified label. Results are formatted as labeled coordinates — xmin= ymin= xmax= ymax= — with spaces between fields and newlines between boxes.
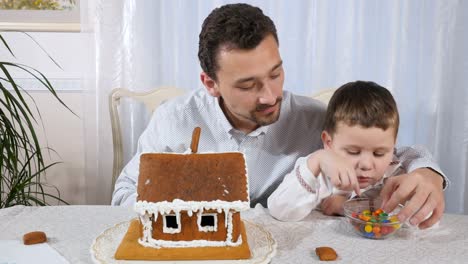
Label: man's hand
xmin=307 ymin=149 xmax=361 ymax=195
xmin=321 ymin=194 xmax=348 ymax=216
xmin=380 ymin=168 xmax=445 ymax=229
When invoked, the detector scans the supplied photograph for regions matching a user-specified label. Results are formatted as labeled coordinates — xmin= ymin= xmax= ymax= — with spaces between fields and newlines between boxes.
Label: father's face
xmin=203 ymin=35 xmax=285 ymax=133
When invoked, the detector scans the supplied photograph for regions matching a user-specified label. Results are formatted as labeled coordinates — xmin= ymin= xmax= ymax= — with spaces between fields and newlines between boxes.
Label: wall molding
xmin=3 ymin=77 xmax=82 ymax=91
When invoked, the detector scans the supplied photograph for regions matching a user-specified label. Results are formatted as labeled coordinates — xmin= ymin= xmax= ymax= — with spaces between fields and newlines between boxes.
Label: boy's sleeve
xmin=267 ymin=156 xmax=334 ymax=221
xmin=395 ymin=145 xmax=449 ymax=189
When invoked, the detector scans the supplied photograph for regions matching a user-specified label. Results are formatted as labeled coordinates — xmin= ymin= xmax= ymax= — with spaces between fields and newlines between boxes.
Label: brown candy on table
xmin=315 ymin=246 xmax=338 ymax=261
xmin=23 ymin=231 xmax=47 ymax=245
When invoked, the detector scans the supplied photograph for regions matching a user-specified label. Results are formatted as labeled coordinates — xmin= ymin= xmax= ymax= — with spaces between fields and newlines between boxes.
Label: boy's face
xmin=201 ymin=34 xmax=285 ymax=133
xmin=322 ymin=122 xmax=396 ymax=189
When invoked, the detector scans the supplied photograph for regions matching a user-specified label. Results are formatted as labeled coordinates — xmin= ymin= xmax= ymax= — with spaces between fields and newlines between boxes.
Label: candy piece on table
xmin=23 ymin=231 xmax=47 ymax=245
xmin=315 ymin=246 xmax=338 ymax=261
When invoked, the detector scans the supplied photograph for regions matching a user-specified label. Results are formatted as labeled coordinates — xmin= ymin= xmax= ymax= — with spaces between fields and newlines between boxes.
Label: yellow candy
xmin=364 ymin=224 xmax=373 ymax=233
xmin=362 ymin=209 xmax=371 ymax=216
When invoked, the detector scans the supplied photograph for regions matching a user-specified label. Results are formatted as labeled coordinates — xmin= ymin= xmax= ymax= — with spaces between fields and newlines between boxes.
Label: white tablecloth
xmin=1 ymin=205 xmax=467 ymax=263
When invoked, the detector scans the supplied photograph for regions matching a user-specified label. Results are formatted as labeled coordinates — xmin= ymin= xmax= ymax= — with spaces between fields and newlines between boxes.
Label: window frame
xmin=198 ymin=213 xmax=218 ymax=232
xmin=162 ymin=213 xmax=181 ymax=234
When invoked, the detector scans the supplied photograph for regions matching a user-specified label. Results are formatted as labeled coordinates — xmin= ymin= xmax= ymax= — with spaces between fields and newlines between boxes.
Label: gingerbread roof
xmin=137 ymin=152 xmax=249 ymax=204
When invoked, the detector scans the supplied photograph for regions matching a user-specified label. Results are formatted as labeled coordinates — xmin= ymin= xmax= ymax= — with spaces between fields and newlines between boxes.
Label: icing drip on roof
xmin=135 ymin=199 xmax=249 ymax=215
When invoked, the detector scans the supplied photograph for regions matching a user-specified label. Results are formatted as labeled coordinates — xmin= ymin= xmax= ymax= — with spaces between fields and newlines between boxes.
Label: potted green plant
xmin=0 ymin=33 xmax=73 ymax=207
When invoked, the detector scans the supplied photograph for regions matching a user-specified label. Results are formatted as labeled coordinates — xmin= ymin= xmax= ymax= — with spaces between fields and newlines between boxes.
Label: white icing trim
xmin=197 ymin=212 xmax=217 ymax=232
xmin=224 ymin=208 xmax=229 ymax=228
xmin=162 ymin=213 xmax=181 ymax=234
xmin=142 ymin=151 xmax=246 ymax=155
xmin=139 ymin=214 xmax=152 ymax=243
xmin=134 ymin=199 xmax=250 ymax=216
xmin=239 ymin=152 xmax=250 ymax=204
xmin=225 ymin=211 xmax=234 ymax=244
xmin=138 ymin=235 xmax=242 ymax=248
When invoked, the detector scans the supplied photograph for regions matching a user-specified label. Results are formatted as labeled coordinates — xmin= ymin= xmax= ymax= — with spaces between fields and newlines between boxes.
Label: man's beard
xmin=250 ymin=97 xmax=283 ymax=126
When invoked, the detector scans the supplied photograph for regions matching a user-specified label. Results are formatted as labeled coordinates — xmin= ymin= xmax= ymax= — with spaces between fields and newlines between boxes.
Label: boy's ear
xmin=321 ymin=131 xmax=333 ymax=149
xmin=200 ymin=72 xmax=220 ymax=97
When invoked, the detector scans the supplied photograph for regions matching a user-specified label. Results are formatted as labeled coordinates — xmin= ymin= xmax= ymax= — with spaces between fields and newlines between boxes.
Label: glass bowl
xmin=343 ymin=198 xmax=402 ymax=239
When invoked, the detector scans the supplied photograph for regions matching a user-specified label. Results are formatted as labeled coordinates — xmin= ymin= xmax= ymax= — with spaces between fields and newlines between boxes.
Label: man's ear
xmin=200 ymin=72 xmax=220 ymax=97
xmin=321 ymin=131 xmax=333 ymax=149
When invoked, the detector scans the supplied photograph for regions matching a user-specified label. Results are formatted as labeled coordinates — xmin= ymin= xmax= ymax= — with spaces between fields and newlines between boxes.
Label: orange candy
xmin=372 ymin=226 xmax=381 ymax=234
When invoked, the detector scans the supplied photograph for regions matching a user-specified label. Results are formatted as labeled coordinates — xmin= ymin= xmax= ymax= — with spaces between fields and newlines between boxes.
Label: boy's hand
xmin=308 ymin=149 xmax=361 ymax=195
xmin=321 ymin=194 xmax=347 ymax=216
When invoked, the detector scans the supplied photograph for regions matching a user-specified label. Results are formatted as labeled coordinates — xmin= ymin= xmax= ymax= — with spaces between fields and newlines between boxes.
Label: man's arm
xmin=111 ymin=108 xmax=167 ymax=206
xmin=394 ymin=145 xmax=448 ymax=188
xmin=111 ymin=156 xmax=139 ymax=206
xmin=381 ymin=145 xmax=448 ymax=229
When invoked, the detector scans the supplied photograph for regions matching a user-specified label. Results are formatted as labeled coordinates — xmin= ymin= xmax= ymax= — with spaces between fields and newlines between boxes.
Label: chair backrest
xmin=109 ymin=87 xmax=186 ymax=192
xmin=311 ymin=88 xmax=336 ymax=105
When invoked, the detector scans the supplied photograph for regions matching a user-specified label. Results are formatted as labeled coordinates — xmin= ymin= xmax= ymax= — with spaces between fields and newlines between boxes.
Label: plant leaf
xmin=0 ymin=34 xmax=15 ymax=57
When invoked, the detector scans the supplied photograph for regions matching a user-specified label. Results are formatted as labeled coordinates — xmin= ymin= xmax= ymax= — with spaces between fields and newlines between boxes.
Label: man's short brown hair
xmin=323 ymin=81 xmax=399 ymax=138
xmin=198 ymin=3 xmax=278 ymax=81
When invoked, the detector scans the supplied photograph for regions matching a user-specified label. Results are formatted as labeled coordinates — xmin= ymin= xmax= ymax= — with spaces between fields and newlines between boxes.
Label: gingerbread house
xmin=115 ymin=128 xmax=251 ymax=260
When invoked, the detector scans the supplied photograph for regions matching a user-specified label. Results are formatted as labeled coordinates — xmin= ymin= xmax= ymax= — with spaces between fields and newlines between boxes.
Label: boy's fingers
xmin=330 ymin=172 xmax=341 ymax=187
xmin=339 ymin=171 xmax=350 ymax=189
xmin=348 ymin=169 xmax=360 ymax=195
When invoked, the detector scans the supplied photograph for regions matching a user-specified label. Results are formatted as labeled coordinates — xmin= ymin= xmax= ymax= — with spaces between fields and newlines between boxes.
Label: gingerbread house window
xmin=163 ymin=214 xmax=181 ymax=233
xmin=198 ymin=213 xmax=217 ymax=232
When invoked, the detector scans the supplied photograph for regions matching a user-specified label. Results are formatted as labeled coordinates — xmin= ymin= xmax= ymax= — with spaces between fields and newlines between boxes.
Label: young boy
xmin=268 ymin=81 xmax=404 ymax=221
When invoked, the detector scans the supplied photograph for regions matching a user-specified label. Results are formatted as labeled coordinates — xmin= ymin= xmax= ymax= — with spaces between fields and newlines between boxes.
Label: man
xmin=112 ymin=3 xmax=447 ymax=229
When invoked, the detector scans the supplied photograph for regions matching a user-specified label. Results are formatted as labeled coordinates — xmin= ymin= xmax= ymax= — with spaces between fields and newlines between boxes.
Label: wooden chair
xmin=311 ymin=88 xmax=336 ymax=105
xmin=109 ymin=87 xmax=186 ymax=192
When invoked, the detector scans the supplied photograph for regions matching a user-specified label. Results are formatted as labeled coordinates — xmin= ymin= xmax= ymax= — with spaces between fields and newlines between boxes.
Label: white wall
xmin=0 ymin=31 xmax=93 ymax=205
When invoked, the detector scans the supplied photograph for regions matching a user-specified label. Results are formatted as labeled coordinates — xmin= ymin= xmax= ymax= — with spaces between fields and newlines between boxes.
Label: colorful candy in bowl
xmin=343 ymin=198 xmax=402 ymax=239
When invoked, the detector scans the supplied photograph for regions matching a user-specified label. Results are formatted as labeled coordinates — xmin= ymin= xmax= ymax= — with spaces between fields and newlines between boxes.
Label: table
xmin=1 ymin=205 xmax=467 ymax=263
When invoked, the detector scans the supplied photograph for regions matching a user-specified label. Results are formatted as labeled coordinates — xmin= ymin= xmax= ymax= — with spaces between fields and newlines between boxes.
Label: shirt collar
xmin=213 ymin=96 xmax=270 ymax=138
xmin=214 ymin=96 xmax=234 ymax=134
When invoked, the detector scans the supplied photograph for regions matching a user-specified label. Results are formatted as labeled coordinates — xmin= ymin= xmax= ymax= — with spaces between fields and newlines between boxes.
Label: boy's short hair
xmin=323 ymin=81 xmax=399 ymax=138
xmin=198 ymin=3 xmax=278 ymax=81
